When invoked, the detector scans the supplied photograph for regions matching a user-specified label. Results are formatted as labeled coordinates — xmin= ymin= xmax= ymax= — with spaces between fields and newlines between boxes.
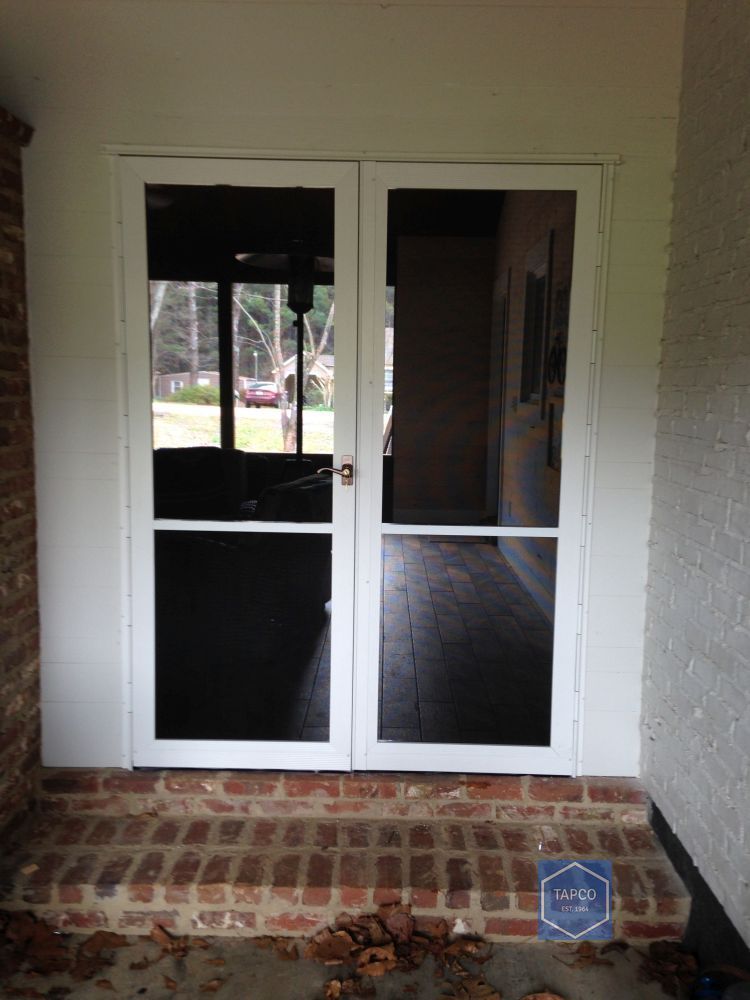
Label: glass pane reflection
xmin=382 ymin=189 xmax=575 ymax=528
xmin=151 ymin=281 xmax=219 ymax=449
xmin=379 ymin=535 xmax=554 ymax=745
xmin=147 ymin=183 xmax=336 ymax=520
xmin=233 ymin=282 xmax=335 ymax=455
xmin=156 ymin=531 xmax=331 ymax=741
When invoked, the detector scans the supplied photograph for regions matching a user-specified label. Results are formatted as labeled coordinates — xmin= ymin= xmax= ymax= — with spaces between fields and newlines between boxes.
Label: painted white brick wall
xmin=642 ymin=0 xmax=750 ymax=947
xmin=0 ymin=0 xmax=684 ymax=771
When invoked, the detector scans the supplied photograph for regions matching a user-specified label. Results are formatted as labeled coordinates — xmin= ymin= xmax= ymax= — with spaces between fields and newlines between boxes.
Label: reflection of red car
xmin=244 ymin=382 xmax=279 ymax=408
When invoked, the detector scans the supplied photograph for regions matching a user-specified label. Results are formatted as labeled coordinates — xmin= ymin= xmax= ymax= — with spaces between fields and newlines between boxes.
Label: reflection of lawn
xmin=152 ymin=403 xmax=334 ymax=453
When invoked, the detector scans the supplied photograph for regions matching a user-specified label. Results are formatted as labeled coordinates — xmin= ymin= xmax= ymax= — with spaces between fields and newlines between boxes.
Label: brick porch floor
xmin=0 ymin=770 xmax=690 ymax=943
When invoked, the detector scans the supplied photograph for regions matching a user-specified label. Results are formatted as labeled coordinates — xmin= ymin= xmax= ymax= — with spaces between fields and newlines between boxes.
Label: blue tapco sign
xmin=538 ymin=859 xmax=613 ymax=940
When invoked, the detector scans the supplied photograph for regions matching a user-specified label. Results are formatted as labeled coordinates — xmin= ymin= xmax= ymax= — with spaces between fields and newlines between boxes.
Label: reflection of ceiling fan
xmin=235 ymin=246 xmax=333 ymax=314
xmin=145 ymin=185 xmax=175 ymax=210
xmin=235 ymin=243 xmax=334 ymax=457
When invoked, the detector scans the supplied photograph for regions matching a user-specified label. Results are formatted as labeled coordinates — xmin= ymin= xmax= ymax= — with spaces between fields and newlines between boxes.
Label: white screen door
xmin=121 ymin=157 xmax=359 ymax=769
xmin=351 ymin=162 xmax=601 ymax=774
xmin=120 ymin=157 xmax=602 ymax=773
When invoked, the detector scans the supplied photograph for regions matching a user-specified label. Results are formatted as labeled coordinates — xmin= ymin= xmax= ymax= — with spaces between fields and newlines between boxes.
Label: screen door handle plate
xmin=317 ymin=456 xmax=354 ymax=485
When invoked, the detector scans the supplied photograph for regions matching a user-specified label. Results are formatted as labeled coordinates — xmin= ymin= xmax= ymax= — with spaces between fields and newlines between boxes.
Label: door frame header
xmin=105 ymin=144 xmax=621 ymax=166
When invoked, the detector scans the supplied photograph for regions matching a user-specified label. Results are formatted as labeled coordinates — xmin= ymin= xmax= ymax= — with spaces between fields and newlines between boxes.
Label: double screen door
xmin=120 ymin=155 xmax=602 ymax=774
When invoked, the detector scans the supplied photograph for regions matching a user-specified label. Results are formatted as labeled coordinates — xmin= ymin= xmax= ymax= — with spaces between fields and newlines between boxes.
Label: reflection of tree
xmin=233 ymin=282 xmax=334 ymax=452
xmin=149 ymin=279 xmax=335 ymax=453
xmin=150 ymin=280 xmax=167 ymax=329
xmin=149 ymin=281 xmax=218 ymax=385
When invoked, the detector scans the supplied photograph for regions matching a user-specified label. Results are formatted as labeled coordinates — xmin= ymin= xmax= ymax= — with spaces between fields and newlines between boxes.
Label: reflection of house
xmin=153 ymin=370 xmax=219 ymax=397
xmin=277 ymin=340 xmax=389 ymax=407
xmin=278 ymin=353 xmax=335 ymax=405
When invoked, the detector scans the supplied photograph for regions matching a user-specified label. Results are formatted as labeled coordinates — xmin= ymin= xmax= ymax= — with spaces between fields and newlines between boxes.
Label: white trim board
xmin=104 ymin=145 xmax=621 ymax=166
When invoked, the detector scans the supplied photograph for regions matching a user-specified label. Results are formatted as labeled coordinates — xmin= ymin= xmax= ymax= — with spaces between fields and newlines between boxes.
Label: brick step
xmin=38 ymin=769 xmax=651 ymax=823
xmin=0 ymin=811 xmax=690 ymax=943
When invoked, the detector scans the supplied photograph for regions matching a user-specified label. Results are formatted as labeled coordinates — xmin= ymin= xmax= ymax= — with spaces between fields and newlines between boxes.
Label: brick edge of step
xmin=0 ymin=893 xmax=689 ymax=945
xmin=36 ymin=770 xmax=650 ymax=825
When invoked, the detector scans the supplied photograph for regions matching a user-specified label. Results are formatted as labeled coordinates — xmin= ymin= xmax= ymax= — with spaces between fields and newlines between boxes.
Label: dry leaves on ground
xmin=554 ymin=941 xmax=613 ymax=971
xmin=356 ymin=944 xmax=398 ymax=978
xmin=254 ymin=935 xmax=300 ymax=961
xmin=198 ymin=978 xmax=227 ymax=992
xmin=149 ymin=923 xmax=192 ymax=960
xmin=323 ymin=977 xmax=374 ymax=998
xmin=148 ymin=925 xmax=227 ymax=992
xmin=439 ymin=973 xmax=502 ymax=999
xmin=1 ymin=911 xmax=70 ymax=977
xmin=637 ymin=940 xmax=699 ymax=996
xmin=301 ymin=904 xmax=500 ymax=999
xmin=517 ymin=993 xmax=567 ymax=1000
xmin=616 ymin=939 xmax=746 ymax=999
xmin=0 ymin=910 xmax=131 ymax=986
xmin=71 ymin=930 xmax=129 ymax=982
xmin=0 ymin=914 xmax=231 ymax=997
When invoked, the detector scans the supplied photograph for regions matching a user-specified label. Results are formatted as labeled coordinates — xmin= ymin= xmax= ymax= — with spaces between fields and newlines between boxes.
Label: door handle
xmin=317 ymin=455 xmax=354 ymax=486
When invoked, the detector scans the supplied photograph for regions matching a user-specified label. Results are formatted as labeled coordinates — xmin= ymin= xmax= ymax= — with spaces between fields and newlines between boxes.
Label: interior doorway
xmin=119 ymin=157 xmax=602 ymax=774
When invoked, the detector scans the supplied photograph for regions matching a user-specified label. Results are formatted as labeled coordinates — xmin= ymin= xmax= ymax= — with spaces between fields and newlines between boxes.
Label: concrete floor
xmin=1 ymin=935 xmax=669 ymax=999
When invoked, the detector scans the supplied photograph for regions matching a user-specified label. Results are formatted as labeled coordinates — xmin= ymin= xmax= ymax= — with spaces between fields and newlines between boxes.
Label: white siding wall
xmin=642 ymin=0 xmax=750 ymax=945
xmin=0 ymin=0 xmax=684 ymax=771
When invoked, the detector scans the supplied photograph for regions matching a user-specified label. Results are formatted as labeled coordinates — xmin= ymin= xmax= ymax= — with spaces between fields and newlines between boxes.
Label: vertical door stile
xmin=352 ymin=162 xmax=374 ymax=770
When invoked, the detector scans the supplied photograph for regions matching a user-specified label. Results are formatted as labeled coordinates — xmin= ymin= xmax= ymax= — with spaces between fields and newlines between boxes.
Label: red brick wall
xmin=0 ymin=106 xmax=39 ymax=836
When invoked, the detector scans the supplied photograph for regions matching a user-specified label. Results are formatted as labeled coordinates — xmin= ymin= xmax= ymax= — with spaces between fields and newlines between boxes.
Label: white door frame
xmin=352 ymin=161 xmax=604 ymax=775
xmin=117 ymin=155 xmax=606 ymax=775
xmin=119 ymin=155 xmax=359 ymax=769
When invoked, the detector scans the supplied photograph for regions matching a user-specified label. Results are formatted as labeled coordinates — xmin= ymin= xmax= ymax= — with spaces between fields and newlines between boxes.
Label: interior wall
xmin=392 ymin=235 xmax=495 ymax=522
xmin=493 ymin=190 xmax=576 ymax=618
xmin=642 ymin=0 xmax=750 ymax=945
xmin=0 ymin=0 xmax=685 ymax=773
xmin=0 ymin=106 xmax=40 ymax=834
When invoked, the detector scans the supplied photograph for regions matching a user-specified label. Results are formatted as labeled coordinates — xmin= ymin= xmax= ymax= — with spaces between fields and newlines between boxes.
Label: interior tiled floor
xmin=301 ymin=536 xmax=553 ymax=745
xmin=156 ymin=533 xmax=551 ymax=745
xmin=378 ymin=536 xmax=553 ymax=746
